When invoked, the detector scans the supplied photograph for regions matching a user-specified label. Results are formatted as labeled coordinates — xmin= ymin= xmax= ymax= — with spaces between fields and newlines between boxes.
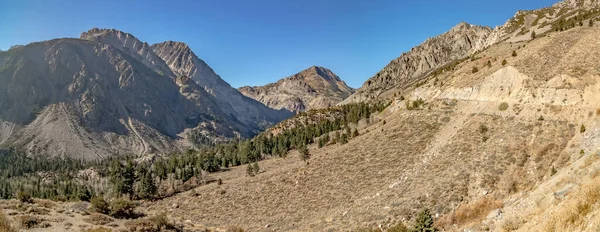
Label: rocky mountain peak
xmin=238 ymin=66 xmax=354 ymax=112
xmin=80 ymin=28 xmax=174 ymax=77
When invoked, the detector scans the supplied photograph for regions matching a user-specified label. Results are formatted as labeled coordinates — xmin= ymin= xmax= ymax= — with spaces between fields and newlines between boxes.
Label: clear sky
xmin=0 ymin=0 xmax=558 ymax=88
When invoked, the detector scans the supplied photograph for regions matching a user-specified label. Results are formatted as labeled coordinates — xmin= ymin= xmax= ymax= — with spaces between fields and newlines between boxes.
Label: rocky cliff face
xmin=342 ymin=22 xmax=493 ymax=103
xmin=343 ymin=0 xmax=600 ymax=104
xmin=151 ymin=41 xmax=292 ymax=127
xmin=238 ymin=66 xmax=354 ymax=112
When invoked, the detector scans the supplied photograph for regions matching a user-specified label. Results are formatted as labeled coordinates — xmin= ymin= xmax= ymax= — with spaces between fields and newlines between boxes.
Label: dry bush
xmin=15 ymin=215 xmax=49 ymax=229
xmin=226 ymin=226 xmax=245 ymax=232
xmin=25 ymin=206 xmax=50 ymax=215
xmin=501 ymin=216 xmax=524 ymax=231
xmin=387 ymin=222 xmax=409 ymax=232
xmin=16 ymin=191 xmax=33 ymax=204
xmin=498 ymin=102 xmax=509 ymax=111
xmin=542 ymin=175 xmax=600 ymax=231
xmin=0 ymin=210 xmax=16 ymax=232
xmin=34 ymin=199 xmax=56 ymax=209
xmin=437 ymin=196 xmax=502 ymax=228
xmin=148 ymin=212 xmax=178 ymax=230
xmin=83 ymin=213 xmax=115 ymax=225
xmin=125 ymin=219 xmax=159 ymax=232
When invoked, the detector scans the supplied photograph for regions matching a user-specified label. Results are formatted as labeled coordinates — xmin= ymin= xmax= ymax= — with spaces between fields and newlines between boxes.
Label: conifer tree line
xmin=0 ymin=101 xmax=389 ymax=201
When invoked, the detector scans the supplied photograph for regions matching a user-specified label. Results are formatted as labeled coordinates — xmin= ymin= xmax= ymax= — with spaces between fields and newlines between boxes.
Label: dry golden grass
xmin=0 ymin=210 xmax=16 ymax=232
xmin=436 ymin=196 xmax=502 ymax=228
xmin=541 ymin=175 xmax=600 ymax=231
xmin=582 ymin=154 xmax=599 ymax=169
xmin=34 ymin=199 xmax=56 ymax=209
xmin=501 ymin=216 xmax=524 ymax=232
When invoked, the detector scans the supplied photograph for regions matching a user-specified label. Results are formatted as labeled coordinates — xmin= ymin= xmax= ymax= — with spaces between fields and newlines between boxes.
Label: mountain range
xmin=0 ymin=29 xmax=298 ymax=159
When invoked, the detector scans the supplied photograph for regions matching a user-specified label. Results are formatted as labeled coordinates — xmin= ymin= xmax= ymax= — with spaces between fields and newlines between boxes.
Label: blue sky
xmin=0 ymin=0 xmax=557 ymax=88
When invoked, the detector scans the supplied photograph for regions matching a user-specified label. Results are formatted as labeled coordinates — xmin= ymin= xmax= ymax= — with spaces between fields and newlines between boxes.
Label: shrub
xmin=512 ymin=50 xmax=517 ymax=57
xmin=246 ymin=164 xmax=255 ymax=177
xmin=498 ymin=102 xmax=509 ymax=111
xmin=502 ymin=59 xmax=507 ymax=66
xmin=124 ymin=219 xmax=159 ymax=232
xmin=90 ymin=196 xmax=110 ymax=215
xmin=581 ymin=124 xmax=586 ymax=133
xmin=83 ymin=213 xmax=114 ymax=226
xmin=388 ymin=223 xmax=409 ymax=232
xmin=479 ymin=124 xmax=489 ymax=134
xmin=149 ymin=213 xmax=178 ymax=230
xmin=531 ymin=31 xmax=536 ymax=40
xmin=16 ymin=191 xmax=33 ymax=204
xmin=486 ymin=60 xmax=492 ymax=68
xmin=472 ymin=67 xmax=479 ymax=73
xmin=16 ymin=215 xmax=40 ymax=229
xmin=109 ymin=198 xmax=137 ymax=219
xmin=251 ymin=162 xmax=260 ymax=174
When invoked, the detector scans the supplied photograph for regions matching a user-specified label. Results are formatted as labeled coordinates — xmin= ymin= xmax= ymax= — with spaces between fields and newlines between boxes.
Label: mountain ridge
xmin=238 ymin=66 xmax=354 ymax=112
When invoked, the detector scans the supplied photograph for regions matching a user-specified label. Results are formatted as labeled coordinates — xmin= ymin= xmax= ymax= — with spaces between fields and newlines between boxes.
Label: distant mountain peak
xmin=238 ymin=66 xmax=354 ymax=112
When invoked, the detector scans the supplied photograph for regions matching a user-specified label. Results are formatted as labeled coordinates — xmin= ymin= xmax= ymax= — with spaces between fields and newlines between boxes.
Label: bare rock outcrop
xmin=238 ymin=66 xmax=354 ymax=112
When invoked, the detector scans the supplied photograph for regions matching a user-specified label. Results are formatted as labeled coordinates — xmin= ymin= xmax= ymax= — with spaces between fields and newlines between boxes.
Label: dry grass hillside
xmin=135 ymin=26 xmax=600 ymax=231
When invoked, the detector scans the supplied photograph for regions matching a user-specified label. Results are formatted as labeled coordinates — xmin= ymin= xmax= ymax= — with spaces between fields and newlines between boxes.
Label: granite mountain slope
xmin=238 ymin=66 xmax=354 ymax=112
xmin=151 ymin=41 xmax=292 ymax=127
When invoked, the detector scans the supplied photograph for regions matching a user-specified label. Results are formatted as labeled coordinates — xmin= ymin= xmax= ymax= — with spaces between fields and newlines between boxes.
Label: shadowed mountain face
xmin=0 ymin=29 xmax=292 ymax=159
xmin=151 ymin=41 xmax=292 ymax=127
xmin=238 ymin=66 xmax=354 ymax=112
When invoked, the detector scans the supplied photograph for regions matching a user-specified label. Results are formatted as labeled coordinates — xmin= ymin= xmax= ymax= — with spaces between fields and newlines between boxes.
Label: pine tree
xmin=530 ymin=30 xmax=536 ymax=40
xmin=138 ymin=170 xmax=156 ymax=199
xmin=251 ymin=162 xmax=260 ymax=175
xmin=412 ymin=208 xmax=436 ymax=232
xmin=246 ymin=164 xmax=255 ymax=177
xmin=299 ymin=143 xmax=310 ymax=164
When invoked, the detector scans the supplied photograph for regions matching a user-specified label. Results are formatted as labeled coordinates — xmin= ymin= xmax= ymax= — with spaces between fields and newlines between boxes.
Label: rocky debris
xmin=553 ymin=183 xmax=578 ymax=199
xmin=486 ymin=209 xmax=502 ymax=220
xmin=239 ymin=66 xmax=354 ymax=112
